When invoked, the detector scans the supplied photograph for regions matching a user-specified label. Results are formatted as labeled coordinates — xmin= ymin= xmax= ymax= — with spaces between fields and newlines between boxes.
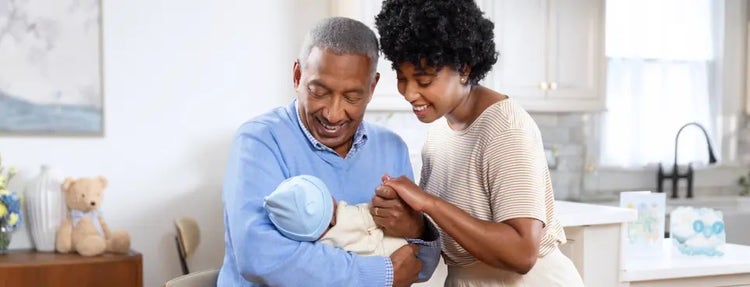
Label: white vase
xmin=25 ymin=165 xmax=67 ymax=252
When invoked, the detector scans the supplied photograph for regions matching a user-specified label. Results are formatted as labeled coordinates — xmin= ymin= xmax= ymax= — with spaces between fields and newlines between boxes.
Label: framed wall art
xmin=0 ymin=0 xmax=103 ymax=135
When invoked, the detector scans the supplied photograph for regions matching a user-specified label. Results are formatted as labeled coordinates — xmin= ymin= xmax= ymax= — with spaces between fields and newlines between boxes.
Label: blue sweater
xmin=218 ymin=101 xmax=440 ymax=286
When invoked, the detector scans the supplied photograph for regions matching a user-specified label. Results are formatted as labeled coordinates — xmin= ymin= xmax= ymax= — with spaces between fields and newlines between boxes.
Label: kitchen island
xmin=620 ymin=239 xmax=750 ymax=287
xmin=414 ymin=200 xmax=637 ymax=287
xmin=556 ymin=200 xmax=638 ymax=287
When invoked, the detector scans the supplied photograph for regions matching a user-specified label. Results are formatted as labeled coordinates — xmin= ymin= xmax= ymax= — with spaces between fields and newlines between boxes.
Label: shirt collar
xmin=292 ymin=100 xmax=368 ymax=158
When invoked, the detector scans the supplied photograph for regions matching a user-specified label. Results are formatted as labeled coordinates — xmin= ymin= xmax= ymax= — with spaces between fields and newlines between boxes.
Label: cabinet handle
xmin=539 ymin=82 xmax=549 ymax=90
xmin=550 ymin=82 xmax=558 ymax=90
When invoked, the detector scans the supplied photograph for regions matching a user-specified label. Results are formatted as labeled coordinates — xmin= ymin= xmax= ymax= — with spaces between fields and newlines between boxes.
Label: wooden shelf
xmin=0 ymin=249 xmax=142 ymax=287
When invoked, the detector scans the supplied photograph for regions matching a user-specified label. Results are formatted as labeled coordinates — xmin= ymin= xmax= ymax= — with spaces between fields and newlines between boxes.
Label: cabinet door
xmin=489 ymin=0 xmax=548 ymax=102
xmin=547 ymin=0 xmax=605 ymax=110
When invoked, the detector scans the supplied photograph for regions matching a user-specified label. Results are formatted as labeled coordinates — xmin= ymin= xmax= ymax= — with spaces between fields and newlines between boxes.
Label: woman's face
xmin=396 ymin=62 xmax=467 ymax=123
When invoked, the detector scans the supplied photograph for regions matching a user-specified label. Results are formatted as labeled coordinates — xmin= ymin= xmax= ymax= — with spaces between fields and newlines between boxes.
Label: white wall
xmin=0 ymin=0 xmax=330 ymax=286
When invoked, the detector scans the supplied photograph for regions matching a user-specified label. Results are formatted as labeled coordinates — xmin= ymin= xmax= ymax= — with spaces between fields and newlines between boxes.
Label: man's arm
xmin=223 ymin=130 xmax=389 ymax=286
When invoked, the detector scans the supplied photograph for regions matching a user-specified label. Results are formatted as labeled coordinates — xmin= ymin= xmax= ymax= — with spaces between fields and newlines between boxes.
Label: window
xmin=600 ymin=0 xmax=720 ymax=167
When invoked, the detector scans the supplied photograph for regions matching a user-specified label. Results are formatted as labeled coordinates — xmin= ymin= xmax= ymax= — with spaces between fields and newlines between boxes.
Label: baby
xmin=264 ymin=175 xmax=407 ymax=256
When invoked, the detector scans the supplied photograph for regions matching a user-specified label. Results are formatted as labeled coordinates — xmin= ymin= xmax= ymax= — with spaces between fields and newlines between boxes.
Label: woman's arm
xmin=382 ymin=177 xmax=543 ymax=274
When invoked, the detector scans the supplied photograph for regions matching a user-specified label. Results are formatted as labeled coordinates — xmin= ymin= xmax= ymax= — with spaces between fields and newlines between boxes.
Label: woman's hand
xmin=381 ymin=175 xmax=436 ymax=212
xmin=371 ymin=175 xmax=425 ymax=238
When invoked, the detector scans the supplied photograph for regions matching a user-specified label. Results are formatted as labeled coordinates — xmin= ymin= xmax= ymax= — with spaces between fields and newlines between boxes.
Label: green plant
xmin=0 ymin=154 xmax=21 ymax=231
xmin=739 ymin=171 xmax=750 ymax=196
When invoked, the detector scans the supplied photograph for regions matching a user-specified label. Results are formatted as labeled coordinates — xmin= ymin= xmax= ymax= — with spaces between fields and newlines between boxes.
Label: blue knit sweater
xmin=218 ymin=100 xmax=440 ymax=286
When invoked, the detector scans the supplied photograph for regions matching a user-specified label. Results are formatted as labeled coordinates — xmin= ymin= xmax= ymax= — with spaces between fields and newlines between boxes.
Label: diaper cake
xmin=669 ymin=206 xmax=726 ymax=256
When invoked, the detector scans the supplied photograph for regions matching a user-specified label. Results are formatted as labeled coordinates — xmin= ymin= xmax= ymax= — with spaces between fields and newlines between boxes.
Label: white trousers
xmin=445 ymin=247 xmax=584 ymax=287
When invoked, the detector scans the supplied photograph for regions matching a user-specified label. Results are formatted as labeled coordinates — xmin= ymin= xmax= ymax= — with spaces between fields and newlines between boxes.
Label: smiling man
xmin=217 ymin=17 xmax=440 ymax=287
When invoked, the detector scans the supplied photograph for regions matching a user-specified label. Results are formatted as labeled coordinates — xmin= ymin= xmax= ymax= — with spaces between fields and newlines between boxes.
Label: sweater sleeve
xmin=222 ymin=127 xmax=389 ymax=287
xmin=396 ymin=140 xmax=441 ymax=283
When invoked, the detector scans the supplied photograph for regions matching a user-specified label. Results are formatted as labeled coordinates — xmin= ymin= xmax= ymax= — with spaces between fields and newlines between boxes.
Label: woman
xmin=374 ymin=0 xmax=584 ymax=286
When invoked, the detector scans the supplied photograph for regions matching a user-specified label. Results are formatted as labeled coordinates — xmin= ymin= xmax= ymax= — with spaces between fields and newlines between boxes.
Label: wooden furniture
xmin=0 ymin=250 xmax=142 ymax=287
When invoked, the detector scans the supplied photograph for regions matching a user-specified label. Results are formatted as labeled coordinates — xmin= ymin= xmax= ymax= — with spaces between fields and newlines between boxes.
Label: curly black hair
xmin=375 ymin=0 xmax=497 ymax=84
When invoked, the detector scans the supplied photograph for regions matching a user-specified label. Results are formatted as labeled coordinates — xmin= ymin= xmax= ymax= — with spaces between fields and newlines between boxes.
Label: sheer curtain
xmin=601 ymin=0 xmax=718 ymax=167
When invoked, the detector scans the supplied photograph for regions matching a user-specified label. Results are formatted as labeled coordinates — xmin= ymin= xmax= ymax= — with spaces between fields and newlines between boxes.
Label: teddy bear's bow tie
xmin=71 ymin=210 xmax=105 ymax=236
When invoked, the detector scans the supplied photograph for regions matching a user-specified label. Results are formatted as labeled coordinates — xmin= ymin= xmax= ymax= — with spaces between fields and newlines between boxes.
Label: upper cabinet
xmin=481 ymin=0 xmax=606 ymax=112
xmin=331 ymin=0 xmax=605 ymax=112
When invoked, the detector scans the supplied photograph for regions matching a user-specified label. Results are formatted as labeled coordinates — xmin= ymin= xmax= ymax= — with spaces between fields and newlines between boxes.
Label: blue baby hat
xmin=264 ymin=175 xmax=334 ymax=241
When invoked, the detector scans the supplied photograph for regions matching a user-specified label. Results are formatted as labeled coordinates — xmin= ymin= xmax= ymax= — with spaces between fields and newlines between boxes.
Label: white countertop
xmin=621 ymin=239 xmax=750 ymax=282
xmin=555 ymin=200 xmax=637 ymax=227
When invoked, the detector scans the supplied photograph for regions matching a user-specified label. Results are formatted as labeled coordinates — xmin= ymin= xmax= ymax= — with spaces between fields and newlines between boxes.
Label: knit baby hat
xmin=264 ymin=175 xmax=334 ymax=241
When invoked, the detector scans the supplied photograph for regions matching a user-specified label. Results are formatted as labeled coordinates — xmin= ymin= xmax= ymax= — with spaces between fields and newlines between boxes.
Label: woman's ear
xmin=461 ymin=65 xmax=472 ymax=80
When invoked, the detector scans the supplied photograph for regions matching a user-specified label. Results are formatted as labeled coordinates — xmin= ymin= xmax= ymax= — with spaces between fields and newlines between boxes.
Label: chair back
xmin=175 ymin=216 xmax=200 ymax=274
xmin=164 ymin=269 xmax=219 ymax=287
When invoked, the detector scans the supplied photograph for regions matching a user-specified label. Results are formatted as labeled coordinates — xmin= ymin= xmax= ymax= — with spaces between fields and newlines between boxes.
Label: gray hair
xmin=298 ymin=17 xmax=379 ymax=77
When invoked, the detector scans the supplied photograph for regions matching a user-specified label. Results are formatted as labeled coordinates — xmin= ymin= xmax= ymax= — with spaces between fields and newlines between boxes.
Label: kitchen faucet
xmin=657 ymin=122 xmax=717 ymax=198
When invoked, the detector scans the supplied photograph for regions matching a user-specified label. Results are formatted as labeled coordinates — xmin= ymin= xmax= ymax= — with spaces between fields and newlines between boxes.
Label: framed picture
xmin=0 ymin=0 xmax=104 ymax=135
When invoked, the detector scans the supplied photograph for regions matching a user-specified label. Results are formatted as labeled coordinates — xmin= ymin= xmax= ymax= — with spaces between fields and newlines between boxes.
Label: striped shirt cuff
xmin=406 ymin=218 xmax=440 ymax=247
xmin=385 ymin=257 xmax=394 ymax=287
xmin=406 ymin=237 xmax=440 ymax=247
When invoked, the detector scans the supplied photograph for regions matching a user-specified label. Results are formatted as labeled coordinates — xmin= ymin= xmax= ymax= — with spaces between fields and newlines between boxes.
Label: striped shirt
xmin=419 ymin=98 xmax=565 ymax=266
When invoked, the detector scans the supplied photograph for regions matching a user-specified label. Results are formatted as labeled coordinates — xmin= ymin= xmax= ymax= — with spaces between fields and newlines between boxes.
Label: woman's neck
xmin=445 ymin=85 xmax=504 ymax=131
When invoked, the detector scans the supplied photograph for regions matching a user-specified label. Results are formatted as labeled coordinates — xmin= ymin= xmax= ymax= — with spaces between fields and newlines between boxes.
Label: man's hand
xmin=371 ymin=176 xmax=424 ymax=238
xmin=390 ymin=244 xmax=422 ymax=287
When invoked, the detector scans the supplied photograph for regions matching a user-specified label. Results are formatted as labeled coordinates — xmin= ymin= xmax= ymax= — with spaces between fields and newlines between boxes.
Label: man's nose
xmin=323 ymin=98 xmax=346 ymax=123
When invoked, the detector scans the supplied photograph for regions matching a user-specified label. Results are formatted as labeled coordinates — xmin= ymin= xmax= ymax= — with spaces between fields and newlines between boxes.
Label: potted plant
xmin=0 ymin=154 xmax=22 ymax=253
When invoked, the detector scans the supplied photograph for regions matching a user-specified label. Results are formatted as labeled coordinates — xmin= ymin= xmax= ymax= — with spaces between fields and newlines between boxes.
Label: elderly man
xmin=217 ymin=17 xmax=440 ymax=287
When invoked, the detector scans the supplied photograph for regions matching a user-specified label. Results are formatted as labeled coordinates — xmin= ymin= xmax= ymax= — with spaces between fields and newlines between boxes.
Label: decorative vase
xmin=0 ymin=225 xmax=11 ymax=254
xmin=25 ymin=165 xmax=67 ymax=252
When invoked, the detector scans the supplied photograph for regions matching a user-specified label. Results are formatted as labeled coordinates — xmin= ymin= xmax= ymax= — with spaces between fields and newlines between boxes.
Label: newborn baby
xmin=264 ymin=175 xmax=407 ymax=256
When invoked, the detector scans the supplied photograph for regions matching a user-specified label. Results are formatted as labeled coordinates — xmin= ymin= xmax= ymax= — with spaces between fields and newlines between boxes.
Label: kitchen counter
xmin=620 ymin=239 xmax=750 ymax=286
xmin=554 ymin=201 xmax=637 ymax=287
xmin=556 ymin=200 xmax=637 ymax=227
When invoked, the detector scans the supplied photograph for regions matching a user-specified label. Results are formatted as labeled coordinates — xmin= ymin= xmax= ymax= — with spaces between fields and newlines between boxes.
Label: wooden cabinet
xmin=479 ymin=0 xmax=606 ymax=112
xmin=0 ymin=250 xmax=142 ymax=287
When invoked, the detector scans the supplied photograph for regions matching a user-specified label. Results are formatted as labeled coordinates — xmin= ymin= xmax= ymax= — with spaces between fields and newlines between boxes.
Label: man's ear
xmin=293 ymin=60 xmax=302 ymax=89
xmin=369 ymin=72 xmax=380 ymax=95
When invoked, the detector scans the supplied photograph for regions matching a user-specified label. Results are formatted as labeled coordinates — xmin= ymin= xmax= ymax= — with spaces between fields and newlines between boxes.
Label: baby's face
xmin=330 ymin=197 xmax=338 ymax=226
xmin=318 ymin=197 xmax=338 ymax=240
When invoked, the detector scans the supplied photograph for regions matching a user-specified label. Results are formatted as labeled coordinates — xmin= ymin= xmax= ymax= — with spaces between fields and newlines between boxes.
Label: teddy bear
xmin=55 ymin=176 xmax=131 ymax=256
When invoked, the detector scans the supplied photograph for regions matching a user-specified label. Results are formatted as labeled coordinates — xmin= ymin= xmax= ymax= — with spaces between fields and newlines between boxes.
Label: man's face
xmin=293 ymin=47 xmax=379 ymax=157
